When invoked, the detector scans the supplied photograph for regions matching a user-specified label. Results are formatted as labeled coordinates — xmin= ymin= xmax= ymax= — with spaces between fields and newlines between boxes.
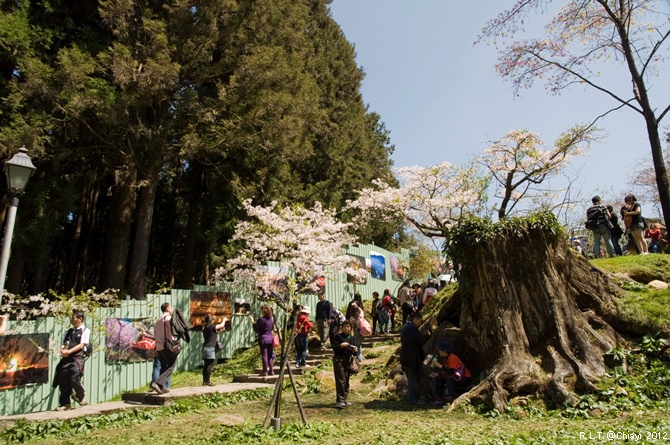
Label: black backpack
xmin=82 ymin=341 xmax=94 ymax=360
xmin=585 ymin=207 xmax=602 ymax=230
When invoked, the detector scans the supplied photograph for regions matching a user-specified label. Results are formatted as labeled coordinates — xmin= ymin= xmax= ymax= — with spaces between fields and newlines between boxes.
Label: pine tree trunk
xmin=180 ymin=164 xmax=204 ymax=288
xmin=128 ymin=179 xmax=159 ymax=299
xmin=444 ymin=228 xmax=627 ymax=412
xmin=100 ymin=169 xmax=136 ymax=292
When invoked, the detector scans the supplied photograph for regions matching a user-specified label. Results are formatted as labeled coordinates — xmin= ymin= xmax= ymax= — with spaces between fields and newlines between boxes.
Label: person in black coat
xmin=331 ymin=320 xmax=358 ymax=409
xmin=607 ymin=205 xmax=624 ymax=256
xmin=400 ymin=311 xmax=427 ymax=405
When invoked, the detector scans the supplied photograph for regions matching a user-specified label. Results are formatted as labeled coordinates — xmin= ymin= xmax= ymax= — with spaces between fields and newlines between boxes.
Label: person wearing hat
xmin=294 ymin=306 xmax=314 ymax=368
xmin=428 ymin=340 xmax=471 ymax=406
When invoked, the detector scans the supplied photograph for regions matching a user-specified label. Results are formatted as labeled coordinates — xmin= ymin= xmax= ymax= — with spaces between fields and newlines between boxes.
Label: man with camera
xmin=586 ymin=196 xmax=616 ymax=258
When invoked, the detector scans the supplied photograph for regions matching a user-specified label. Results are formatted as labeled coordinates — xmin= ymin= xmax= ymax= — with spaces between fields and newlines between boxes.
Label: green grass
xmin=593 ymin=254 xmax=670 ymax=284
xmin=616 ymin=289 xmax=670 ymax=333
xmin=591 ymin=254 xmax=670 ymax=334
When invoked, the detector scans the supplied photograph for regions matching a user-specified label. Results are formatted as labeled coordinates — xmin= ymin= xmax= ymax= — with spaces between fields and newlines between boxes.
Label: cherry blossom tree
xmin=345 ymin=162 xmax=490 ymax=239
xmin=216 ymin=199 xmax=356 ymax=303
xmin=480 ymin=125 xmax=596 ymax=219
xmin=480 ymin=0 xmax=670 ymax=233
xmin=215 ymin=199 xmax=357 ymax=426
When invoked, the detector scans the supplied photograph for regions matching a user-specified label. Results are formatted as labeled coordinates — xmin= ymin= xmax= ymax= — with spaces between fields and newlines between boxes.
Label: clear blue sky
xmin=330 ymin=1 xmax=669 ymax=217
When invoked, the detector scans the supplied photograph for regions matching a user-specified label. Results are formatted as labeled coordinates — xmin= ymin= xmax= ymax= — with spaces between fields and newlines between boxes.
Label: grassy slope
xmin=593 ymin=255 xmax=670 ymax=334
xmin=6 ymin=256 xmax=670 ymax=445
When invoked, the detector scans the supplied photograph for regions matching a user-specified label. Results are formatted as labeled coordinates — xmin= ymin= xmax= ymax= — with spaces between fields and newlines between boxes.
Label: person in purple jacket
xmin=248 ymin=304 xmax=276 ymax=376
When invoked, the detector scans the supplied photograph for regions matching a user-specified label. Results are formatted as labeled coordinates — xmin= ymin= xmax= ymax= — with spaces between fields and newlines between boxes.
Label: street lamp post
xmin=0 ymin=147 xmax=36 ymax=305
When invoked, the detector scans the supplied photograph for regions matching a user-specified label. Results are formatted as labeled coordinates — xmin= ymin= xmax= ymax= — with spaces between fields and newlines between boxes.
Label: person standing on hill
xmin=586 ymin=196 xmax=616 ymax=258
xmin=315 ymin=293 xmax=333 ymax=350
xmin=370 ymin=292 xmax=380 ymax=334
xmin=399 ymin=282 xmax=415 ymax=325
xmin=606 ymin=205 xmax=624 ymax=256
xmin=331 ymin=320 xmax=358 ymax=409
xmin=623 ymin=194 xmax=649 ymax=255
xmin=400 ymin=311 xmax=427 ymax=405
xmin=378 ymin=290 xmax=393 ymax=334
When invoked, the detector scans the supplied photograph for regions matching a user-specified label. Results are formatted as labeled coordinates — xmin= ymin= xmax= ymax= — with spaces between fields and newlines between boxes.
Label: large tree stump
xmin=443 ymin=216 xmax=629 ymax=412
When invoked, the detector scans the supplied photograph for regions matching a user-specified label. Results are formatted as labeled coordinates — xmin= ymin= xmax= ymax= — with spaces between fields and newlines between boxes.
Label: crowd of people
xmin=582 ymin=194 xmax=666 ymax=258
xmin=20 ymin=283 xmax=456 ymax=412
xmin=289 ymin=280 xmax=468 ymax=409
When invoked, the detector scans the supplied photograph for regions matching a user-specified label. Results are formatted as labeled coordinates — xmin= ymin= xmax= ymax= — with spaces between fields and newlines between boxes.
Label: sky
xmin=329 ymin=1 xmax=670 ymax=219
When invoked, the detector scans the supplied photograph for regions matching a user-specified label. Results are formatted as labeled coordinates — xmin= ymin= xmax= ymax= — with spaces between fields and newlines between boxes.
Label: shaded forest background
xmin=0 ymin=0 xmax=403 ymax=298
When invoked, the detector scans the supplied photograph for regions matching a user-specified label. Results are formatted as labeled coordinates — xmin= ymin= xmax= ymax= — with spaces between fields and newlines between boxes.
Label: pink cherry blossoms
xmin=216 ymin=199 xmax=356 ymax=300
xmin=346 ymin=162 xmax=489 ymax=238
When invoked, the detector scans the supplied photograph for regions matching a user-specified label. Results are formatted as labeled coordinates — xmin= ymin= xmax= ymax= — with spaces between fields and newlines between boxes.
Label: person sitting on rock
xmin=428 ymin=340 xmax=471 ymax=406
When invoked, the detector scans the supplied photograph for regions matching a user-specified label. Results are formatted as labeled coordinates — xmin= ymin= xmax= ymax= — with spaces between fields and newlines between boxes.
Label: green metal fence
xmin=0 ymin=244 xmax=410 ymax=416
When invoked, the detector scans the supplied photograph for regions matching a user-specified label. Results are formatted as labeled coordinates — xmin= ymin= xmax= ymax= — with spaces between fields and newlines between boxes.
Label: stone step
xmin=307 ymin=351 xmax=332 ymax=359
xmin=233 ymin=374 xmax=285 ymax=384
xmin=120 ymin=382 xmax=275 ymax=406
xmin=369 ymin=333 xmax=400 ymax=339
xmin=121 ymin=392 xmax=175 ymax=406
xmin=298 ymin=358 xmax=324 ymax=366
xmin=255 ymin=366 xmax=304 ymax=375
xmin=361 ymin=336 xmax=400 ymax=348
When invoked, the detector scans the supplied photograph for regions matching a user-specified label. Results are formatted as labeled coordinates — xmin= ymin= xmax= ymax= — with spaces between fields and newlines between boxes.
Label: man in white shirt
xmin=56 ymin=310 xmax=91 ymax=410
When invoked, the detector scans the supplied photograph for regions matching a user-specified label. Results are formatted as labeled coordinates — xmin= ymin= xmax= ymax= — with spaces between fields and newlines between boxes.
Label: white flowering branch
xmin=479 ymin=126 xmax=596 ymax=219
xmin=215 ymin=200 xmax=357 ymax=306
xmin=346 ymin=162 xmax=490 ymax=239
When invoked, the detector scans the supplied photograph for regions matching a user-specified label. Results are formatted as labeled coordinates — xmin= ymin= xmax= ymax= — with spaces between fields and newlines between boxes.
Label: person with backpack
xmin=585 ymin=196 xmax=616 ymax=258
xmin=55 ymin=310 xmax=91 ymax=410
xmin=151 ymin=302 xmax=190 ymax=394
xmin=378 ymin=290 xmax=392 ymax=334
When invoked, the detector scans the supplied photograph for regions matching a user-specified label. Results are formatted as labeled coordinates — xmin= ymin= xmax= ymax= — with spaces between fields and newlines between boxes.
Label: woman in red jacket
xmin=294 ymin=306 xmax=314 ymax=368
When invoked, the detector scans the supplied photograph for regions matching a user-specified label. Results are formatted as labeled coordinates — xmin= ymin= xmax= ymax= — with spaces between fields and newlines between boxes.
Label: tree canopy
xmin=0 ymin=0 xmax=396 ymax=297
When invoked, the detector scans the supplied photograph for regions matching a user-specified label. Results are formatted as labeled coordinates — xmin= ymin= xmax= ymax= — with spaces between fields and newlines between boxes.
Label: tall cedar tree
xmin=0 ymin=0 xmax=397 ymax=297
